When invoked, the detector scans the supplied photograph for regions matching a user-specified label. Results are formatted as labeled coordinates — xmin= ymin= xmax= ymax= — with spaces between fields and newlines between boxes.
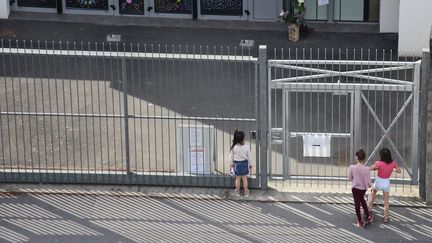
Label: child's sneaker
xmin=244 ymin=191 xmax=249 ymax=198
xmin=234 ymin=190 xmax=240 ymax=197
xmin=356 ymin=220 xmax=365 ymax=228
xmin=366 ymin=213 xmax=374 ymax=224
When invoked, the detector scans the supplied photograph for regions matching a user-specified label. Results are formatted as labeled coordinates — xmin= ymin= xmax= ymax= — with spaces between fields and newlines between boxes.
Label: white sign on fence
xmin=303 ymin=133 xmax=331 ymax=157
xmin=177 ymin=125 xmax=214 ymax=175
xmin=189 ymin=128 xmax=203 ymax=146
xmin=190 ymin=147 xmax=205 ymax=173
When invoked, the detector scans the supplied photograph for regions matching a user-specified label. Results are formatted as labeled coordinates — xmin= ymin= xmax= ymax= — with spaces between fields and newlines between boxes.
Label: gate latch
xmin=249 ymin=130 xmax=257 ymax=140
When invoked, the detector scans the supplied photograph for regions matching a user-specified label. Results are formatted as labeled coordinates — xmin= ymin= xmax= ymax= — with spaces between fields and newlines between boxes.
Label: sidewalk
xmin=1 ymin=12 xmax=395 ymax=51
xmin=0 ymin=183 xmax=427 ymax=208
xmin=9 ymin=11 xmax=380 ymax=33
xmin=1 ymin=187 xmax=431 ymax=242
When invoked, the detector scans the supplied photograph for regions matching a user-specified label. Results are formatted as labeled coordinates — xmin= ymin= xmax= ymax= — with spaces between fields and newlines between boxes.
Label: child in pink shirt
xmin=348 ymin=149 xmax=374 ymax=228
xmin=367 ymin=148 xmax=401 ymax=223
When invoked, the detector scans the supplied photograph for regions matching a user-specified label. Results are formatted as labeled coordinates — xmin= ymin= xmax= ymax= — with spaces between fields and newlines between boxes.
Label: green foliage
xmin=278 ymin=0 xmax=307 ymax=26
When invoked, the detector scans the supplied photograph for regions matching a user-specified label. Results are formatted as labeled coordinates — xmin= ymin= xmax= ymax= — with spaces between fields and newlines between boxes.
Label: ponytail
xmin=230 ymin=130 xmax=245 ymax=151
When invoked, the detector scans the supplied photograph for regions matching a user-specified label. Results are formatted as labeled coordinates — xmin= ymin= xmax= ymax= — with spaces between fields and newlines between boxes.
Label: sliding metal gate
xmin=269 ymin=49 xmax=421 ymax=189
xmin=0 ymin=40 xmax=260 ymax=188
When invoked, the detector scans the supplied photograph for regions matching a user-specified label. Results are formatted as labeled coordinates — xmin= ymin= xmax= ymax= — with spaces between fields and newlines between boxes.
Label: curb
xmin=0 ymin=184 xmax=429 ymax=208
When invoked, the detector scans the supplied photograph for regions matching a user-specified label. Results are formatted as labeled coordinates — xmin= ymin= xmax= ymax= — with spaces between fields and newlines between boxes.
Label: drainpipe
xmin=328 ymin=0 xmax=334 ymax=23
xmin=56 ymin=0 xmax=62 ymax=14
xmin=193 ymin=0 xmax=198 ymax=20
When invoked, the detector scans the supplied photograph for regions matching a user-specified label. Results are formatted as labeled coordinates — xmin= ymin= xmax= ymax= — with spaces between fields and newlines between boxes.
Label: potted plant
xmin=278 ymin=0 xmax=306 ymax=42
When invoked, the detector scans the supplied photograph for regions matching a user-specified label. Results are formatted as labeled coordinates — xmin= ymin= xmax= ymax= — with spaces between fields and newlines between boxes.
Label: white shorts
xmin=374 ymin=176 xmax=390 ymax=192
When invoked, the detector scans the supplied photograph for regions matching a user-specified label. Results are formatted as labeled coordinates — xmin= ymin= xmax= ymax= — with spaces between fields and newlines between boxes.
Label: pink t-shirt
xmin=348 ymin=164 xmax=371 ymax=190
xmin=375 ymin=160 xmax=397 ymax=179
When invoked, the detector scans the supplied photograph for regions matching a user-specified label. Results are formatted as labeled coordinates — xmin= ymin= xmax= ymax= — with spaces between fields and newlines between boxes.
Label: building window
xmin=334 ymin=0 xmax=379 ymax=22
xmin=66 ymin=0 xmax=109 ymax=10
xmin=17 ymin=0 xmax=56 ymax=8
xmin=200 ymin=0 xmax=243 ymax=16
xmin=154 ymin=0 xmax=192 ymax=14
xmin=119 ymin=0 xmax=145 ymax=15
xmin=298 ymin=0 xmax=380 ymax=22
xmin=304 ymin=0 xmax=328 ymax=21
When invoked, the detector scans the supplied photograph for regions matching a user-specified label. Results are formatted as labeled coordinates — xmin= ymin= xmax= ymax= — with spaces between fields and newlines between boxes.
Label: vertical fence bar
xmin=131 ymin=44 xmax=137 ymax=175
xmin=271 ymin=48 xmax=276 ymax=183
xmin=283 ymin=89 xmax=290 ymax=179
xmin=0 ymin=40 xmax=6 ymax=181
xmin=254 ymin=62 xmax=259 ymax=185
xmin=419 ymin=48 xmax=430 ymax=199
xmin=411 ymin=61 xmax=421 ymax=184
xmin=258 ymin=45 xmax=268 ymax=190
xmin=350 ymin=90 xmax=355 ymax=163
xmin=121 ymin=57 xmax=131 ymax=174
xmin=354 ymin=88 xmax=362 ymax=153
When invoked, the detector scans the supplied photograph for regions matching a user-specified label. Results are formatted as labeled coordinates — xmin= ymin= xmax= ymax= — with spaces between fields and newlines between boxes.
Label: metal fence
xmin=0 ymin=40 xmax=428 ymax=193
xmin=0 ymin=40 xmax=260 ymax=187
xmin=268 ymin=48 xmax=423 ymax=193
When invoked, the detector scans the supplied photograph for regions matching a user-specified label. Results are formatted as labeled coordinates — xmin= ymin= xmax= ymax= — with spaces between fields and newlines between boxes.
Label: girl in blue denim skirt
xmin=229 ymin=130 xmax=252 ymax=197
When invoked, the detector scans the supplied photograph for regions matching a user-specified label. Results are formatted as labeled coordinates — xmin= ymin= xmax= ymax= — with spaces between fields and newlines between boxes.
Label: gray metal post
xmin=426 ymin=28 xmax=432 ymax=205
xmin=354 ymin=88 xmax=362 ymax=155
xmin=411 ymin=62 xmax=421 ymax=184
xmin=259 ymin=45 xmax=269 ymax=190
xmin=121 ymin=58 xmax=131 ymax=174
xmin=419 ymin=48 xmax=430 ymax=200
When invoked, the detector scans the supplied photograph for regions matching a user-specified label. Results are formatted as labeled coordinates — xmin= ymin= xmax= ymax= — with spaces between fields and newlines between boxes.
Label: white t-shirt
xmin=229 ymin=144 xmax=252 ymax=166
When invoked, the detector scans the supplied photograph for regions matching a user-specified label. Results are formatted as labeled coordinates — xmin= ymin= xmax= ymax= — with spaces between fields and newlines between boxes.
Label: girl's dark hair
xmin=356 ymin=149 xmax=366 ymax=161
xmin=379 ymin=147 xmax=393 ymax=164
xmin=230 ymin=130 xmax=245 ymax=151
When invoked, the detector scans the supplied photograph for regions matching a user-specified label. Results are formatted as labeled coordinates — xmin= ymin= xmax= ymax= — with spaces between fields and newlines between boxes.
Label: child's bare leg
xmin=368 ymin=189 xmax=377 ymax=211
xmin=242 ymin=176 xmax=249 ymax=193
xmin=235 ymin=176 xmax=241 ymax=193
xmin=383 ymin=192 xmax=390 ymax=221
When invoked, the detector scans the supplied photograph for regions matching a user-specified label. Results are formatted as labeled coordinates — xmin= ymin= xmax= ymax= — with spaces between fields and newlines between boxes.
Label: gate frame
xmin=268 ymin=57 xmax=421 ymax=185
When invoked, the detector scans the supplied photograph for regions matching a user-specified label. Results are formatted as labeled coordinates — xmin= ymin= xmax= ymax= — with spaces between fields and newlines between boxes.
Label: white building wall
xmin=380 ymin=0 xmax=399 ymax=33
xmin=399 ymin=0 xmax=432 ymax=56
xmin=0 ymin=0 xmax=10 ymax=19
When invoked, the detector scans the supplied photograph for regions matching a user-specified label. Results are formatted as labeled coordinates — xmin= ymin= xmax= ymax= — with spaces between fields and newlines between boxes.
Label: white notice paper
xmin=189 ymin=128 xmax=203 ymax=146
xmin=318 ymin=0 xmax=329 ymax=6
xmin=190 ymin=147 xmax=205 ymax=173
xmin=303 ymin=133 xmax=331 ymax=157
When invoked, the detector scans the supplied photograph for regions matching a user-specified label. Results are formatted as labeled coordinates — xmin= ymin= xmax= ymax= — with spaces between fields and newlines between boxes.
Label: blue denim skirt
xmin=234 ymin=160 xmax=249 ymax=176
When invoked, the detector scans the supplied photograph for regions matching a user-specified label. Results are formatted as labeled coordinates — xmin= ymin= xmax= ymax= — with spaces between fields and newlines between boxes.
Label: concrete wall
xmin=0 ymin=0 xmax=10 ymax=19
xmin=399 ymin=0 xmax=432 ymax=56
xmin=380 ymin=0 xmax=399 ymax=33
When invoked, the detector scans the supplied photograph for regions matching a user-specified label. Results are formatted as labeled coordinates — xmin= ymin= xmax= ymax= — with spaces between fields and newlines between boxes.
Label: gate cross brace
xmin=361 ymin=92 xmax=413 ymax=177
xmin=271 ymin=64 xmax=413 ymax=85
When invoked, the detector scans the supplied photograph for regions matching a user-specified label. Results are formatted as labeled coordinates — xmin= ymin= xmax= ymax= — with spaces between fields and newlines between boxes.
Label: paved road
xmin=0 ymin=193 xmax=431 ymax=242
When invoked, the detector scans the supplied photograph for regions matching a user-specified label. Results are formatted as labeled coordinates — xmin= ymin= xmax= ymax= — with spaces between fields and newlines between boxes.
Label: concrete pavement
xmin=1 ymin=13 xmax=396 ymax=51
xmin=0 ymin=188 xmax=431 ymax=242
